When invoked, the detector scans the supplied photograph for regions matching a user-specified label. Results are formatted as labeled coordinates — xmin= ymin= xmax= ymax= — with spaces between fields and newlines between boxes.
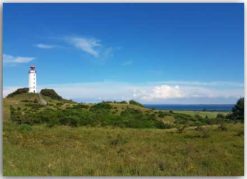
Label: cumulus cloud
xmin=66 ymin=36 xmax=101 ymax=57
xmin=139 ymin=85 xmax=184 ymax=100
xmin=3 ymin=54 xmax=34 ymax=64
xmin=35 ymin=43 xmax=56 ymax=49
xmin=134 ymin=84 xmax=243 ymax=103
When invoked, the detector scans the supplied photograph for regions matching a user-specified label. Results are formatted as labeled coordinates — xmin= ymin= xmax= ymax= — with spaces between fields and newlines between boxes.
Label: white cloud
xmin=66 ymin=36 xmax=101 ymax=57
xmin=4 ymin=81 xmax=243 ymax=104
xmin=35 ymin=43 xmax=56 ymax=49
xmin=140 ymin=85 xmax=184 ymax=100
xmin=152 ymin=81 xmax=244 ymax=88
xmin=3 ymin=54 xmax=34 ymax=64
xmin=134 ymin=85 xmax=242 ymax=103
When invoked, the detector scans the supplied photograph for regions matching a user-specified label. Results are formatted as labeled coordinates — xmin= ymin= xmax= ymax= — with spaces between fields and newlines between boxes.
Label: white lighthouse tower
xmin=28 ymin=65 xmax=37 ymax=93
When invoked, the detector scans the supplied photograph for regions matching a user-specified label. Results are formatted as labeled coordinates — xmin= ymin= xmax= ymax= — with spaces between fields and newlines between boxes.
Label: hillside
xmin=3 ymin=91 xmax=75 ymax=121
xmin=3 ymin=89 xmax=230 ymax=129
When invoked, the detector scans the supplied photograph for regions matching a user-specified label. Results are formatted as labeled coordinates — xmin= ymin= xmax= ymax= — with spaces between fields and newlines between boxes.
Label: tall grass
xmin=3 ymin=122 xmax=244 ymax=176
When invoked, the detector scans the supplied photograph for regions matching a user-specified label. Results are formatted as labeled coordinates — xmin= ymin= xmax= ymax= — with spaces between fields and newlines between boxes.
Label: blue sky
xmin=3 ymin=3 xmax=244 ymax=104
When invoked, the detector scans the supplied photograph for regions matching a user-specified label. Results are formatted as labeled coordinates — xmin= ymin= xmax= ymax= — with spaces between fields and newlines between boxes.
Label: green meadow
xmin=3 ymin=122 xmax=244 ymax=176
xmin=3 ymin=89 xmax=244 ymax=176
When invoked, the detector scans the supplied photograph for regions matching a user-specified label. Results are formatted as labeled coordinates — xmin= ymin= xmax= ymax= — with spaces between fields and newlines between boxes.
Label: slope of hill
xmin=4 ymin=88 xmax=230 ymax=129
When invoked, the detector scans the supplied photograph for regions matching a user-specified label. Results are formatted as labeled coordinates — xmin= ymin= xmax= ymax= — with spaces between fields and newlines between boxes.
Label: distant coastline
xmin=144 ymin=104 xmax=234 ymax=112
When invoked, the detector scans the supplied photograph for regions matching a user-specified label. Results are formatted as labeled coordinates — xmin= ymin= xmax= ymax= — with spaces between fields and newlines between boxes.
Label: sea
xmin=144 ymin=104 xmax=234 ymax=112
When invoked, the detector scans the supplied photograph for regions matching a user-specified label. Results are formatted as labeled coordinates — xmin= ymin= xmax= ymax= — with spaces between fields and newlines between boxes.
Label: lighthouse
xmin=28 ymin=65 xmax=37 ymax=93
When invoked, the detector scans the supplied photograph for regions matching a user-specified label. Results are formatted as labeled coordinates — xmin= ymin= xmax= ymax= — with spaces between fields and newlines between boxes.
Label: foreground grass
xmin=3 ymin=122 xmax=243 ymax=176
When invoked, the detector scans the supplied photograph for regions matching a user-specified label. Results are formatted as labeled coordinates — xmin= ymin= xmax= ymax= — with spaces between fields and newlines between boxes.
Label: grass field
xmin=3 ymin=122 xmax=244 ymax=176
xmin=3 ymin=92 xmax=244 ymax=176
xmin=170 ymin=110 xmax=228 ymax=118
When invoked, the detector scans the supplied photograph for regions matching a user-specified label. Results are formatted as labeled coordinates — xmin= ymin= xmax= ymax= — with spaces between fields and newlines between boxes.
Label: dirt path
xmin=38 ymin=93 xmax=47 ymax=105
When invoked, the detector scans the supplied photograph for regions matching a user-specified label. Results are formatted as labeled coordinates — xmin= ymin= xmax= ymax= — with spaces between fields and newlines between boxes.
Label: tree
xmin=230 ymin=97 xmax=244 ymax=122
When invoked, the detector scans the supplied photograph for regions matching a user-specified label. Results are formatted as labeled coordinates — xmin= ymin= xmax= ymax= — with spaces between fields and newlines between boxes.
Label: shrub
xmin=90 ymin=102 xmax=112 ymax=112
xmin=46 ymin=119 xmax=58 ymax=128
xmin=7 ymin=88 xmax=29 ymax=98
xmin=218 ymin=123 xmax=227 ymax=131
xmin=40 ymin=89 xmax=63 ymax=100
xmin=19 ymin=124 xmax=32 ymax=132
xmin=229 ymin=97 xmax=244 ymax=122
xmin=157 ymin=111 xmax=166 ymax=118
xmin=195 ymin=114 xmax=203 ymax=120
xmin=56 ymin=102 xmax=63 ymax=106
xmin=216 ymin=113 xmax=225 ymax=119
xmin=177 ymin=125 xmax=186 ymax=133
xmin=129 ymin=100 xmax=144 ymax=107
xmin=71 ymin=104 xmax=88 ymax=109
xmin=174 ymin=113 xmax=194 ymax=125
xmin=24 ymin=103 xmax=43 ymax=110
xmin=10 ymin=106 xmax=22 ymax=124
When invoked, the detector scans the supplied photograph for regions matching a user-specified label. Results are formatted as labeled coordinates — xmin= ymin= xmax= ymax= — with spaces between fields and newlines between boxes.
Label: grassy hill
xmin=3 ymin=92 xmax=75 ymax=121
xmin=3 ymin=89 xmax=244 ymax=176
xmin=4 ymin=90 xmax=229 ymax=129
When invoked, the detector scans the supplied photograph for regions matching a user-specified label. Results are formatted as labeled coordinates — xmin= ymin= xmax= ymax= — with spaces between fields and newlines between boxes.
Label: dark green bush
xmin=19 ymin=124 xmax=32 ymax=132
xmin=9 ymin=100 xmax=204 ymax=129
xmin=7 ymin=88 xmax=29 ymax=98
xmin=229 ymin=98 xmax=244 ymax=122
xmin=90 ymin=102 xmax=112 ymax=112
xmin=129 ymin=100 xmax=143 ymax=107
xmin=157 ymin=111 xmax=166 ymax=118
xmin=40 ymin=89 xmax=63 ymax=100
xmin=216 ymin=113 xmax=225 ymax=119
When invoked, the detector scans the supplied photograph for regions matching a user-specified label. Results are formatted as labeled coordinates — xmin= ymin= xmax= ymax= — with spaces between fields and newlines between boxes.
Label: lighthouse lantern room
xmin=28 ymin=65 xmax=37 ymax=93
